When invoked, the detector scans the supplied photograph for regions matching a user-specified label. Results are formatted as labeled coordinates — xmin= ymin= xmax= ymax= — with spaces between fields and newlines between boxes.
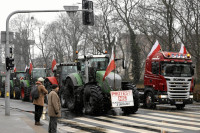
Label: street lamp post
xmin=5 ymin=8 xmax=86 ymax=116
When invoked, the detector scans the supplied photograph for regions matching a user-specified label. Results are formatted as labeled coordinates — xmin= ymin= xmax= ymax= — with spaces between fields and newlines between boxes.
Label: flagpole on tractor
xmin=114 ymin=44 xmax=116 ymax=90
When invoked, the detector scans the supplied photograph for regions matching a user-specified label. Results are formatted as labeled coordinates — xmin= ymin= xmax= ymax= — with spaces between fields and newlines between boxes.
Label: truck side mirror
xmin=122 ymin=59 xmax=127 ymax=69
xmin=77 ymin=62 xmax=81 ymax=71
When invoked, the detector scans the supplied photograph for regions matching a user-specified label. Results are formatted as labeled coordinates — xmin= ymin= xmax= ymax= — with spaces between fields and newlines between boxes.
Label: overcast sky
xmin=0 ymin=0 xmax=82 ymax=31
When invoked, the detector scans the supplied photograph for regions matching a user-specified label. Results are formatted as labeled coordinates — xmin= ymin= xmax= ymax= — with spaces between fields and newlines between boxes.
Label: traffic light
xmin=82 ymin=0 xmax=94 ymax=26
xmin=6 ymin=57 xmax=14 ymax=71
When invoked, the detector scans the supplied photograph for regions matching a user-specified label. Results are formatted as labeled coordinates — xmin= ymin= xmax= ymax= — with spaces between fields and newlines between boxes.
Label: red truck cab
xmin=142 ymin=51 xmax=194 ymax=109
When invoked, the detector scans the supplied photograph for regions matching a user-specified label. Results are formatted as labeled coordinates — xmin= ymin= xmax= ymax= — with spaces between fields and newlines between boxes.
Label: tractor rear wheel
xmin=13 ymin=87 xmax=20 ymax=99
xmin=84 ymin=85 xmax=104 ymax=115
xmin=121 ymin=83 xmax=140 ymax=114
xmin=66 ymin=78 xmax=83 ymax=113
xmin=60 ymin=87 xmax=67 ymax=108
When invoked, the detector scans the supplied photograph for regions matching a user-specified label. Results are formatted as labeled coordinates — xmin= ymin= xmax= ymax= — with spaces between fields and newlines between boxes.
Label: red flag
xmin=51 ymin=59 xmax=57 ymax=72
xmin=29 ymin=60 xmax=33 ymax=75
xmin=179 ymin=43 xmax=187 ymax=54
xmin=147 ymin=40 xmax=161 ymax=59
xmin=103 ymin=47 xmax=116 ymax=81
xmin=14 ymin=65 xmax=16 ymax=72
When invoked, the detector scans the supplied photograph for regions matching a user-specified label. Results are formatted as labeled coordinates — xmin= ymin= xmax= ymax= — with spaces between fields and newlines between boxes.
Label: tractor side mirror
xmin=122 ymin=59 xmax=127 ymax=69
xmin=77 ymin=62 xmax=81 ymax=71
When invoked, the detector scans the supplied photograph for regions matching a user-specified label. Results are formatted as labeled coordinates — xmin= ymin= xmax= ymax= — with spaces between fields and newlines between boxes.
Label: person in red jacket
xmin=48 ymin=84 xmax=61 ymax=133
xmin=33 ymin=77 xmax=48 ymax=126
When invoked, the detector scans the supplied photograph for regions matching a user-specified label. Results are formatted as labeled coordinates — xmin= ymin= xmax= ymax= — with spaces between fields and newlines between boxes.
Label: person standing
xmin=33 ymin=77 xmax=48 ymax=126
xmin=48 ymin=84 xmax=61 ymax=133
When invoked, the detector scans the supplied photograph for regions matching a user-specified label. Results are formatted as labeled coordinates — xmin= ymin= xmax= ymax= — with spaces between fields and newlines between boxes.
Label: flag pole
xmin=114 ymin=39 xmax=116 ymax=90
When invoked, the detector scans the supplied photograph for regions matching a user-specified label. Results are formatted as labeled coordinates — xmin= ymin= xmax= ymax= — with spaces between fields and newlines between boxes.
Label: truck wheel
xmin=66 ymin=78 xmax=83 ymax=112
xmin=176 ymin=104 xmax=185 ymax=110
xmin=121 ymin=83 xmax=140 ymax=114
xmin=145 ymin=92 xmax=156 ymax=109
xmin=84 ymin=85 xmax=104 ymax=115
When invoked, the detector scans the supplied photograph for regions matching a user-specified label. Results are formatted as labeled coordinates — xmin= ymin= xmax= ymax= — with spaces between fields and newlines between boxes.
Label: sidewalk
xmin=0 ymin=98 xmax=48 ymax=133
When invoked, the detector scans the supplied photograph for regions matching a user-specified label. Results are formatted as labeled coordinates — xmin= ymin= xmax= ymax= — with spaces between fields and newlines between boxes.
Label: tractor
xmin=0 ymin=72 xmax=6 ymax=97
xmin=44 ymin=62 xmax=77 ymax=106
xmin=63 ymin=54 xmax=140 ymax=115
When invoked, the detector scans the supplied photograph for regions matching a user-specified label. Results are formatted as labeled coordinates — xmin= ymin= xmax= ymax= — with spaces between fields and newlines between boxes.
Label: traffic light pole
xmin=5 ymin=9 xmax=89 ymax=116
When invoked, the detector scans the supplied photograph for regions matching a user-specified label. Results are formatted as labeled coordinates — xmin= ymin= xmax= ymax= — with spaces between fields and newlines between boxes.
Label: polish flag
xmin=14 ymin=65 xmax=16 ymax=72
xmin=25 ymin=65 xmax=29 ymax=72
xmin=29 ymin=60 xmax=33 ymax=75
xmin=179 ymin=43 xmax=187 ymax=54
xmin=103 ymin=47 xmax=116 ymax=81
xmin=147 ymin=40 xmax=161 ymax=59
xmin=51 ymin=59 xmax=57 ymax=72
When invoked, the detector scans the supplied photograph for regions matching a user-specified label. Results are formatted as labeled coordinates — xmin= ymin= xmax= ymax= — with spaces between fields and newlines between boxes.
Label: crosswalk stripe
xmin=181 ymin=111 xmax=200 ymax=115
xmin=140 ymin=108 xmax=200 ymax=118
xmin=75 ymin=117 xmax=157 ymax=133
xmin=149 ymin=113 xmax=200 ymax=122
xmin=114 ymin=115 xmax=200 ymax=130
xmin=98 ymin=116 xmax=181 ymax=133
xmin=132 ymin=114 xmax=199 ymax=126
xmin=59 ymin=119 xmax=122 ymax=133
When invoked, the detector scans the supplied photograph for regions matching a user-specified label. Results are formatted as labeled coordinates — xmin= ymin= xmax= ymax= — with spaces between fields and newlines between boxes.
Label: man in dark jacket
xmin=48 ymin=84 xmax=61 ymax=133
xmin=33 ymin=77 xmax=48 ymax=126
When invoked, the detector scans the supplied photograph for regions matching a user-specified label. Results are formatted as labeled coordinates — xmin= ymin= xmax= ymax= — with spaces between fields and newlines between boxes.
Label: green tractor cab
xmin=64 ymin=54 xmax=140 ymax=115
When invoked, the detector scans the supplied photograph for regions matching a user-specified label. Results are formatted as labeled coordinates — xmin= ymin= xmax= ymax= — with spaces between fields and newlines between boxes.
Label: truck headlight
xmin=158 ymin=95 xmax=168 ymax=98
xmin=189 ymin=95 xmax=193 ymax=99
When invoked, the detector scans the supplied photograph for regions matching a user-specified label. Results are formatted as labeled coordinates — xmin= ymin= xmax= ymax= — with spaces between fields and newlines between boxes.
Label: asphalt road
xmin=0 ymin=98 xmax=200 ymax=133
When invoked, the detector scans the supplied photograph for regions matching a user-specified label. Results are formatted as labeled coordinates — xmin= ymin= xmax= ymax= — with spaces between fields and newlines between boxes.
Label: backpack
xmin=31 ymin=85 xmax=39 ymax=100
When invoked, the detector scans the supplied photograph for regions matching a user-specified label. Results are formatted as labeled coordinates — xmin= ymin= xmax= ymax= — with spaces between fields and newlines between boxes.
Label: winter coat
xmin=48 ymin=89 xmax=61 ymax=117
xmin=33 ymin=81 xmax=48 ymax=106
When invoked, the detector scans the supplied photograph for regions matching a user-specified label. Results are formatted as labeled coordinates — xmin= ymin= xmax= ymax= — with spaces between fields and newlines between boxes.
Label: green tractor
xmin=44 ymin=62 xmax=77 ymax=106
xmin=64 ymin=54 xmax=140 ymax=115
xmin=0 ymin=72 xmax=6 ymax=97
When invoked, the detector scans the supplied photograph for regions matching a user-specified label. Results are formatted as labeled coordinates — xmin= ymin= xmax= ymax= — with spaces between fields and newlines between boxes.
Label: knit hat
xmin=52 ymin=84 xmax=58 ymax=89
xmin=38 ymin=77 xmax=44 ymax=82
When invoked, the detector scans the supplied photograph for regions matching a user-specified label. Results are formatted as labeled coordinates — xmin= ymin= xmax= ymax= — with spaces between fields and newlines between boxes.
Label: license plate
xmin=175 ymin=101 xmax=183 ymax=104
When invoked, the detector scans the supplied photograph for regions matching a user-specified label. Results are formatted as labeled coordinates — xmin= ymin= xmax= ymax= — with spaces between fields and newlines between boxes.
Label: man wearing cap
xmin=33 ymin=77 xmax=48 ymax=126
xmin=48 ymin=84 xmax=61 ymax=133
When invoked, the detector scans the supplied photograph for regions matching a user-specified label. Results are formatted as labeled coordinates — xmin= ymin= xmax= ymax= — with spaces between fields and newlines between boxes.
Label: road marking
xmin=98 ymin=116 xmax=181 ymax=132
xmin=132 ymin=114 xmax=200 ymax=126
xmin=148 ymin=113 xmax=200 ymax=122
xmin=60 ymin=119 xmax=122 ymax=133
xmin=75 ymin=117 xmax=158 ymax=133
xmin=114 ymin=115 xmax=200 ymax=130
xmin=181 ymin=111 xmax=200 ymax=115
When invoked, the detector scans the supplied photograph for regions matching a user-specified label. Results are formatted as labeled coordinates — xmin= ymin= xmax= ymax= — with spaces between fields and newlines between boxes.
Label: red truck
xmin=140 ymin=51 xmax=195 ymax=109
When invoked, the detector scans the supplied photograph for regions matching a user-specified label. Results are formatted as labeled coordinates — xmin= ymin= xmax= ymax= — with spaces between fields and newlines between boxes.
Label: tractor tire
xmin=10 ymin=86 xmax=14 ymax=99
xmin=144 ymin=91 xmax=156 ymax=109
xmin=176 ymin=104 xmax=185 ymax=110
xmin=121 ymin=83 xmax=140 ymax=114
xmin=60 ymin=87 xmax=67 ymax=108
xmin=13 ymin=87 xmax=20 ymax=99
xmin=21 ymin=85 xmax=30 ymax=101
xmin=66 ymin=78 xmax=83 ymax=113
xmin=0 ymin=88 xmax=4 ymax=97
xmin=84 ymin=85 xmax=104 ymax=115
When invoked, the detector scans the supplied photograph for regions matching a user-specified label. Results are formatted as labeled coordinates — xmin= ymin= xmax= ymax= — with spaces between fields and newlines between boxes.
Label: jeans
xmin=35 ymin=105 xmax=43 ymax=122
xmin=48 ymin=117 xmax=58 ymax=133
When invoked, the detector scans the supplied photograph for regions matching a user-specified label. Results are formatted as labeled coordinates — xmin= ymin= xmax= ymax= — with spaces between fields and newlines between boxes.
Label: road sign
xmin=1 ymin=31 xmax=14 ymax=44
xmin=110 ymin=90 xmax=134 ymax=107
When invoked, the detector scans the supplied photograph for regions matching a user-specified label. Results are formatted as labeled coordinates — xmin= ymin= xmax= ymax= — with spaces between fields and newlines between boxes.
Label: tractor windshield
xmin=89 ymin=58 xmax=109 ymax=70
xmin=32 ymin=69 xmax=46 ymax=79
xmin=16 ymin=73 xmax=27 ymax=79
xmin=161 ymin=62 xmax=194 ymax=77
xmin=61 ymin=66 xmax=77 ymax=80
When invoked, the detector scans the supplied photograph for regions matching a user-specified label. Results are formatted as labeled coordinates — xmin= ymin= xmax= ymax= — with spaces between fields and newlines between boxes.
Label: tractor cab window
xmin=62 ymin=66 xmax=77 ymax=76
xmin=89 ymin=58 xmax=109 ymax=70
xmin=161 ymin=62 xmax=193 ymax=77
xmin=32 ymin=69 xmax=46 ymax=79
xmin=16 ymin=73 xmax=26 ymax=80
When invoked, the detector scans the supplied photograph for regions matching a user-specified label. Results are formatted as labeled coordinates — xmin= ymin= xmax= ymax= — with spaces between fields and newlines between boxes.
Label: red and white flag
xmin=103 ymin=47 xmax=116 ymax=81
xmin=51 ymin=59 xmax=57 ymax=72
xmin=14 ymin=65 xmax=16 ymax=73
xmin=29 ymin=60 xmax=33 ymax=75
xmin=147 ymin=40 xmax=161 ymax=59
xmin=25 ymin=65 xmax=29 ymax=72
xmin=179 ymin=43 xmax=187 ymax=54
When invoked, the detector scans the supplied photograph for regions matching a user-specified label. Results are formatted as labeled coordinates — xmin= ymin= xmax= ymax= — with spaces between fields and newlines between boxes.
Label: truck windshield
xmin=161 ymin=63 xmax=193 ymax=77
xmin=32 ymin=69 xmax=46 ymax=79
xmin=89 ymin=58 xmax=109 ymax=70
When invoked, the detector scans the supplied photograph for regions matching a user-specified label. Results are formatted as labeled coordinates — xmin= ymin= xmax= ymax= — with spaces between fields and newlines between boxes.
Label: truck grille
xmin=166 ymin=77 xmax=191 ymax=99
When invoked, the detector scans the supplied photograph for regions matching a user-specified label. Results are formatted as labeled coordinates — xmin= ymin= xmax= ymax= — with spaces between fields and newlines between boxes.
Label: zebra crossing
xmin=55 ymin=109 xmax=200 ymax=133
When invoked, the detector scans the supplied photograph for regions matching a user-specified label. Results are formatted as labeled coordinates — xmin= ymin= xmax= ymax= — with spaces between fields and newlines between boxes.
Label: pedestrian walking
xmin=48 ymin=84 xmax=61 ymax=133
xmin=33 ymin=77 xmax=48 ymax=126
